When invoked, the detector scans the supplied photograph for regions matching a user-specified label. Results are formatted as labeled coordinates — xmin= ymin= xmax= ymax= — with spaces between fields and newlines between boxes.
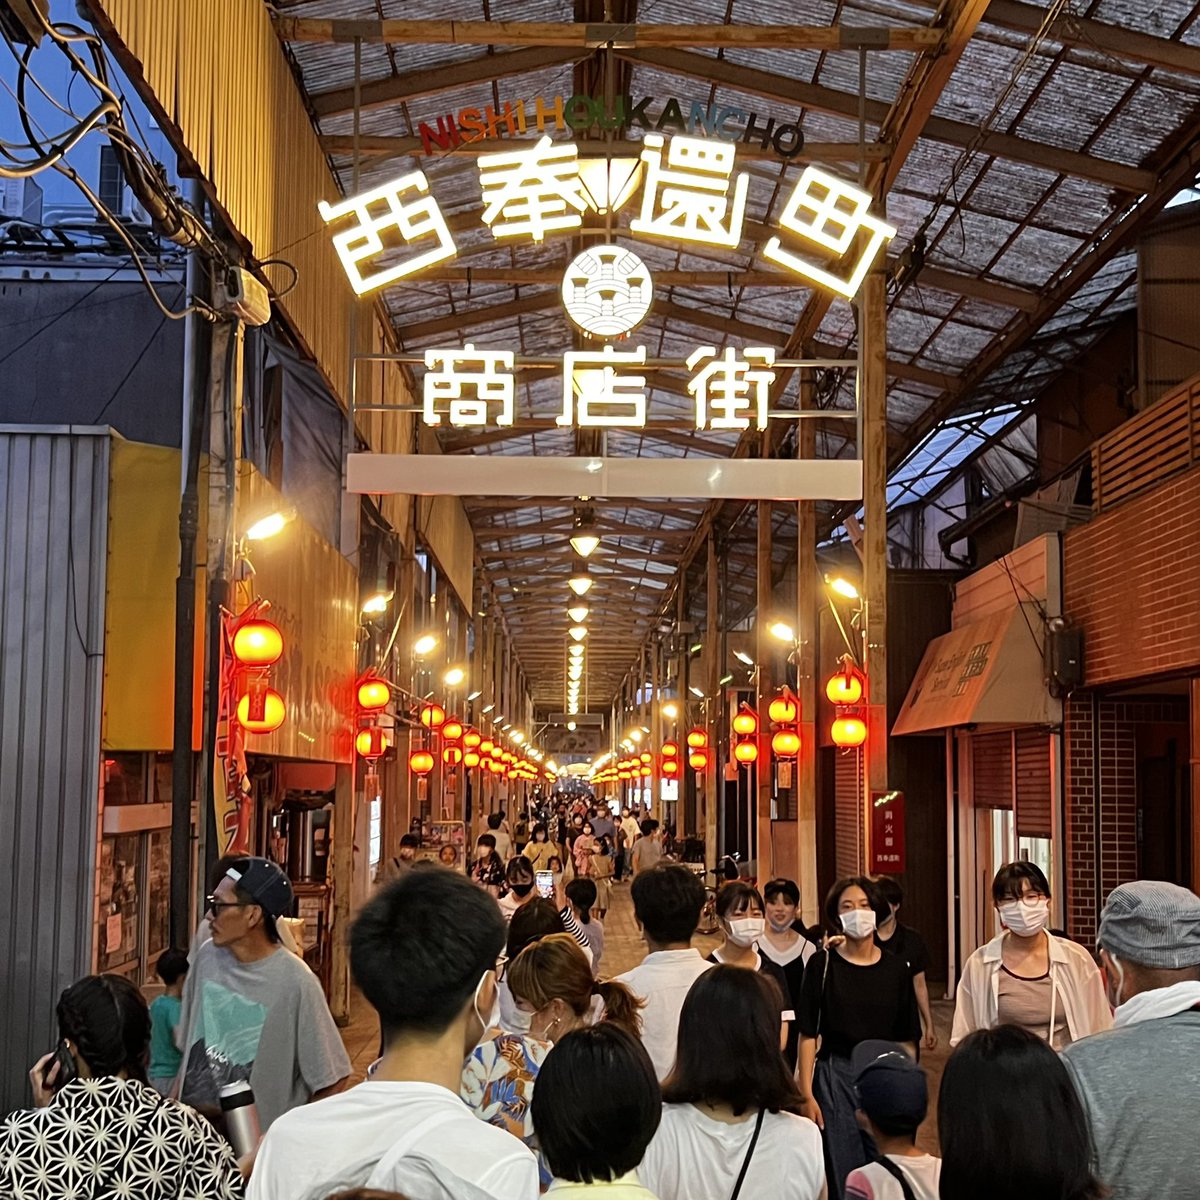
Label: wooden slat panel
xmin=971 ymin=730 xmax=1013 ymax=810
xmin=1014 ymin=730 xmax=1052 ymax=839
xmin=1093 ymin=375 xmax=1200 ymax=512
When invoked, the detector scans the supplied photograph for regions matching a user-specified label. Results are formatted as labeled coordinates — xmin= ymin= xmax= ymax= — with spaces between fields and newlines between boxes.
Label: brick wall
xmin=1064 ymin=695 xmax=1188 ymax=942
xmin=1064 ymin=466 xmax=1200 ymax=687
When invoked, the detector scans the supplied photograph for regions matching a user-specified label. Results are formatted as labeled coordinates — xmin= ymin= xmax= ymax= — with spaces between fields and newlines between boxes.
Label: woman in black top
xmin=705 ymin=882 xmax=794 ymax=1058
xmin=797 ymin=876 xmax=920 ymax=1200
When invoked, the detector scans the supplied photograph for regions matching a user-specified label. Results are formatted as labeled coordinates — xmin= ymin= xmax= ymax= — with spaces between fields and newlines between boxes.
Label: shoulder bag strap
xmin=872 ymin=1156 xmax=918 ymax=1200
xmin=728 ymin=1108 xmax=766 ymax=1200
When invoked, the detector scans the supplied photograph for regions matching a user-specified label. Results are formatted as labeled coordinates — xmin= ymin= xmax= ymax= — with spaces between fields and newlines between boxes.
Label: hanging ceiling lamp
xmin=577 ymin=158 xmax=644 ymax=215
xmin=568 ymin=559 xmax=593 ymax=596
xmin=567 ymin=601 xmax=590 ymax=624
xmin=568 ymin=506 xmax=601 ymax=558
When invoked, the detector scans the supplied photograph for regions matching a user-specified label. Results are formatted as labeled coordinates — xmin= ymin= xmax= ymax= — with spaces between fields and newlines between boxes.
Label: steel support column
xmin=756 ymin=497 xmax=774 ymax=878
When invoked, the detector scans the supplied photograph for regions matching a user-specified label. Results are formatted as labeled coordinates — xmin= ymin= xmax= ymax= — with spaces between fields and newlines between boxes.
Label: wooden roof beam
xmin=617 ymin=46 xmax=1156 ymax=193
xmin=280 ymin=18 xmax=940 ymax=51
xmin=309 ymin=47 xmax=583 ymax=117
xmin=477 ymin=522 xmax=695 ymax=540
xmin=395 ymin=291 xmax=557 ymax=341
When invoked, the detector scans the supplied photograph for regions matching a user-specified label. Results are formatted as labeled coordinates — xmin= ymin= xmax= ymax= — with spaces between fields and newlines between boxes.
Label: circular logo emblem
xmin=561 ymin=244 xmax=653 ymax=338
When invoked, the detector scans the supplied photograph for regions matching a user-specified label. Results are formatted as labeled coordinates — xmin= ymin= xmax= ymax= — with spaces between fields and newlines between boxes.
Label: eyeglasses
xmin=206 ymin=894 xmax=249 ymax=914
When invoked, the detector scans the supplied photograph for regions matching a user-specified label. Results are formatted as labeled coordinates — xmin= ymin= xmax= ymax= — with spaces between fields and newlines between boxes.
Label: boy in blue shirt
xmin=148 ymin=947 xmax=188 ymax=1097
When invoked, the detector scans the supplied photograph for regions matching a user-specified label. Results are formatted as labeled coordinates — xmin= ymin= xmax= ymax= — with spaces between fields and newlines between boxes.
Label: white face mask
xmin=999 ymin=897 xmax=1050 ymax=937
xmin=767 ymin=915 xmax=794 ymax=934
xmin=726 ymin=916 xmax=766 ymax=947
xmin=840 ymin=909 xmax=877 ymax=940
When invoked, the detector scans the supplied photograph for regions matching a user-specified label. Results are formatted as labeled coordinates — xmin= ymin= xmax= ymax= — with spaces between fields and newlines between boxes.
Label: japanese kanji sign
xmin=319 ymin=134 xmax=895 ymax=301
xmin=869 ymin=789 xmax=906 ymax=874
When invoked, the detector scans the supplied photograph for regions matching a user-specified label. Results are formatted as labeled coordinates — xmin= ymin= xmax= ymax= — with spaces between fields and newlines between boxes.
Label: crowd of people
xmin=3 ymin=791 xmax=1200 ymax=1200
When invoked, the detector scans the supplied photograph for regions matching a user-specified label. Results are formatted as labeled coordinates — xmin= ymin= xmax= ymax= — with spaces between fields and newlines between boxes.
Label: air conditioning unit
xmin=0 ymin=176 xmax=43 ymax=224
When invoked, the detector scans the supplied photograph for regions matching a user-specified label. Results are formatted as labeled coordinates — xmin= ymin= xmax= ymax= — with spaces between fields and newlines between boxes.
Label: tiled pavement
xmin=339 ymin=878 xmax=953 ymax=1151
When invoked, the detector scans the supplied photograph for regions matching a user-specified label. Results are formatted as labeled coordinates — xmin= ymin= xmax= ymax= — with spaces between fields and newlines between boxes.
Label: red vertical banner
xmin=870 ymin=790 xmax=906 ymax=873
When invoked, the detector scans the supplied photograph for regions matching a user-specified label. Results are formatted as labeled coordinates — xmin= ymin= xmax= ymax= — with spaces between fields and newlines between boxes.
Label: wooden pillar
xmin=704 ymin=536 xmax=720 ymax=874
xmin=756 ymin=497 xmax=775 ymax=877
xmin=796 ymin=371 xmax=820 ymax=924
xmin=329 ymin=762 xmax=354 ymax=1024
xmin=651 ymin=638 xmax=662 ymax=821
xmin=861 ymin=267 xmax=889 ymax=870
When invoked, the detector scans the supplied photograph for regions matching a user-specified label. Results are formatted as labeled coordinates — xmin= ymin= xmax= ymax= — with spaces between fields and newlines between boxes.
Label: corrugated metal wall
xmin=834 ymin=749 xmax=862 ymax=879
xmin=0 ymin=430 xmax=108 ymax=1116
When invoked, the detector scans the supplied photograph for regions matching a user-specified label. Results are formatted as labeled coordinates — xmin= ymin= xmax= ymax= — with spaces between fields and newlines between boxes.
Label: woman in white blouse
xmin=951 ymin=862 xmax=1111 ymax=1049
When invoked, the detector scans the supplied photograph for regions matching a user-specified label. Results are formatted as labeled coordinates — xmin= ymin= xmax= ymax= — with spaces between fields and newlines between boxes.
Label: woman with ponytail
xmin=2 ymin=973 xmax=244 ymax=1199
xmin=462 ymin=934 xmax=643 ymax=1186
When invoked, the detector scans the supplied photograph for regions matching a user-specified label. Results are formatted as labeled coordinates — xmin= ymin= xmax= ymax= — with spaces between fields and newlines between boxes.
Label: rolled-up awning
xmin=892 ymin=603 xmax=1058 ymax=735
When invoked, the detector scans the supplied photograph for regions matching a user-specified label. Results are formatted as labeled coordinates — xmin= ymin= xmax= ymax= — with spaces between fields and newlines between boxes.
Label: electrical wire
xmin=255 ymin=257 xmax=300 ymax=298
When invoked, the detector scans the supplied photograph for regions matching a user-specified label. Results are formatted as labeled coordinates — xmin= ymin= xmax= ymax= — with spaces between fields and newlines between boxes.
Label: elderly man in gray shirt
xmin=1061 ymin=880 xmax=1200 ymax=1200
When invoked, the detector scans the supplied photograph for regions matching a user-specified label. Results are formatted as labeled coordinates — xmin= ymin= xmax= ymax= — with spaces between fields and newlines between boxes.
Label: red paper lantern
xmin=232 ymin=619 xmax=283 ymax=668
xmin=832 ymin=714 xmax=868 ymax=748
xmin=767 ymin=689 xmax=799 ymax=725
xmin=236 ymin=688 xmax=285 ymax=734
xmin=441 ymin=717 xmax=464 ymax=742
xmin=686 ymin=728 xmax=709 ymax=749
xmin=771 ymin=728 xmax=801 ymax=757
xmin=662 ymin=759 xmax=680 ymax=777
xmin=826 ymin=663 xmax=866 ymax=707
xmin=734 ymin=740 xmax=759 ymax=765
xmin=408 ymin=748 xmax=435 ymax=776
xmin=688 ymin=748 xmax=710 ymax=771
xmin=464 ymin=750 xmax=481 ymax=769
xmin=732 ymin=704 xmax=759 ymax=736
xmin=463 ymin=729 xmax=482 ymax=749
xmin=356 ymin=677 xmax=390 ymax=712
xmin=355 ymin=727 xmax=390 ymax=759
xmin=662 ymin=741 xmax=680 ymax=759
xmin=443 ymin=745 xmax=463 ymax=766
xmin=420 ymin=702 xmax=446 ymax=730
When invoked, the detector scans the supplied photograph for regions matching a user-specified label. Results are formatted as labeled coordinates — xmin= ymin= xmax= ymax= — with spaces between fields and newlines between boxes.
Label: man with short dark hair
xmin=176 ymin=857 xmax=350 ymax=1130
xmin=1061 ymin=880 xmax=1200 ymax=1200
xmin=615 ymin=864 xmax=713 ymax=1080
xmin=631 ymin=818 xmax=663 ymax=876
xmin=249 ymin=869 xmax=538 ymax=1200
xmin=874 ymin=877 xmax=937 ymax=1052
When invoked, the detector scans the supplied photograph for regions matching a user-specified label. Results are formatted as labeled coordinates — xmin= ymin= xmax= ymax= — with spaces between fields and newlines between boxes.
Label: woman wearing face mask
xmin=471 ymin=834 xmax=505 ymax=897
xmin=461 ymin=934 xmax=642 ymax=1187
xmin=706 ymin=883 xmax=795 ymax=1055
xmin=950 ymin=862 xmax=1111 ymax=1050
xmin=522 ymin=824 xmax=557 ymax=873
xmin=796 ymin=877 xmax=920 ymax=1200
xmin=760 ymin=879 xmax=822 ymax=1071
xmin=497 ymin=855 xmax=538 ymax=920
xmin=574 ymin=821 xmax=597 ymax=878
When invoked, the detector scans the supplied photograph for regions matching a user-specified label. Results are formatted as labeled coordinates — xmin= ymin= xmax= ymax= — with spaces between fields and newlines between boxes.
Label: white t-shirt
xmin=247 ymin=1079 xmax=539 ymax=1200
xmin=639 ymin=1103 xmax=824 ymax=1200
xmin=615 ymin=949 xmax=714 ymax=1081
xmin=845 ymin=1154 xmax=942 ymax=1200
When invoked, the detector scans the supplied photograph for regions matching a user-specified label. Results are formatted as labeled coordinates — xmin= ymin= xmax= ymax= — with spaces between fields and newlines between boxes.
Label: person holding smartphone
xmin=2 ymin=974 xmax=244 ymax=1198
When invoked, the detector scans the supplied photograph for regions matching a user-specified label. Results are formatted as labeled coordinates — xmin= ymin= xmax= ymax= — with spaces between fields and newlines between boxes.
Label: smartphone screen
xmin=536 ymin=871 xmax=554 ymax=899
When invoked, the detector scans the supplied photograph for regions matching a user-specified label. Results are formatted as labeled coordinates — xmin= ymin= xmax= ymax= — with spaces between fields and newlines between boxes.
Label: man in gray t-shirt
xmin=1062 ymin=880 xmax=1200 ymax=1200
xmin=176 ymin=857 xmax=350 ymax=1130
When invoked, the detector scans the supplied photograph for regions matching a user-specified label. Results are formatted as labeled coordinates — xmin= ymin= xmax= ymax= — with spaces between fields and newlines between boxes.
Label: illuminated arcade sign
xmin=318 ymin=133 xmax=896 ymax=301
xmin=421 ymin=339 xmax=781 ymax=433
xmin=417 ymin=91 xmax=805 ymax=159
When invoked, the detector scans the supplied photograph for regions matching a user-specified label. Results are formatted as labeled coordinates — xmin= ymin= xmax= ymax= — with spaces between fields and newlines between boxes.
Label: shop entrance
xmin=1138 ymin=733 xmax=1192 ymax=886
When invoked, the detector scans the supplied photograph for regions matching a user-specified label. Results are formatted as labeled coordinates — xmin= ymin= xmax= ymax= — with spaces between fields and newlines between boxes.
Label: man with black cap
xmin=844 ymin=1041 xmax=941 ymax=1200
xmin=1062 ymin=880 xmax=1200 ymax=1200
xmin=175 ymin=856 xmax=351 ymax=1131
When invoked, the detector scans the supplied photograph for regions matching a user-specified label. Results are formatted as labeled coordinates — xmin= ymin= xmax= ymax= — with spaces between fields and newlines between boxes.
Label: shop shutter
xmin=972 ymin=731 xmax=1014 ymax=809
xmin=834 ymin=750 xmax=863 ymax=879
xmin=1014 ymin=731 xmax=1053 ymax=838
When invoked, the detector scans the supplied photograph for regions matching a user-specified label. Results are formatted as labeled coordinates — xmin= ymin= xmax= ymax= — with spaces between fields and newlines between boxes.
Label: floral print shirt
xmin=461 ymin=1032 xmax=552 ymax=1187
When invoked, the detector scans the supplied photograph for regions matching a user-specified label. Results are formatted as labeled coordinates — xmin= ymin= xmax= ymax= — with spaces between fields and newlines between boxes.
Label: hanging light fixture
xmin=232 ymin=619 xmax=284 ymax=667
xmin=236 ymin=688 xmax=286 ymax=734
xmin=408 ymin=748 xmax=435 ymax=776
xmin=569 ymin=625 xmax=589 ymax=642
xmin=419 ymin=701 xmax=447 ymax=730
xmin=832 ymin=714 xmax=868 ymax=748
xmin=567 ymin=601 xmax=590 ymax=623
xmin=568 ymin=560 xmax=593 ymax=596
xmin=568 ymin=643 xmax=585 ymax=657
xmin=568 ymin=505 xmax=601 ymax=558
xmin=826 ymin=657 xmax=866 ymax=706
xmin=771 ymin=728 xmax=801 ymax=757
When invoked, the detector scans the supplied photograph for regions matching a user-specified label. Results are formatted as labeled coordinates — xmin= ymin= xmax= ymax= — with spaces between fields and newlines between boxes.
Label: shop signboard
xmin=869 ymin=790 xmax=906 ymax=874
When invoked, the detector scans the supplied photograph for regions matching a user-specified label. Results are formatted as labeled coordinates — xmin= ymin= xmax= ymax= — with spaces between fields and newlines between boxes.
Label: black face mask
xmin=510 ymin=882 xmax=534 ymax=897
